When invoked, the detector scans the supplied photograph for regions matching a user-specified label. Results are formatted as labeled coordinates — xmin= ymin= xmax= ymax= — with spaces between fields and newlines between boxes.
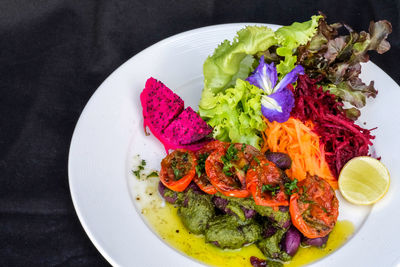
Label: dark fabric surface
xmin=0 ymin=1 xmax=398 ymax=266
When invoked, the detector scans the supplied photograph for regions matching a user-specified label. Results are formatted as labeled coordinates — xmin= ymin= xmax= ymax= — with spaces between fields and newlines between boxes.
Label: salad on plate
xmin=134 ymin=13 xmax=392 ymax=266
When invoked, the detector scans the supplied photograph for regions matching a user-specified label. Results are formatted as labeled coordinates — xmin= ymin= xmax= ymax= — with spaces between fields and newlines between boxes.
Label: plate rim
xmin=68 ymin=22 xmax=275 ymax=267
xmin=68 ymin=22 xmax=400 ymax=267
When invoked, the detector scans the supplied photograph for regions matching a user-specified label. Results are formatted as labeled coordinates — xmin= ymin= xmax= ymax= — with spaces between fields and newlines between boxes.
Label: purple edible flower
xmin=246 ymin=56 xmax=304 ymax=123
xmin=261 ymin=88 xmax=295 ymax=123
xmin=246 ymin=58 xmax=278 ymax=95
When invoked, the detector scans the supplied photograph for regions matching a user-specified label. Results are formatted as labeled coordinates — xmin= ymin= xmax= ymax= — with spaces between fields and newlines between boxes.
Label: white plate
xmin=69 ymin=23 xmax=400 ymax=267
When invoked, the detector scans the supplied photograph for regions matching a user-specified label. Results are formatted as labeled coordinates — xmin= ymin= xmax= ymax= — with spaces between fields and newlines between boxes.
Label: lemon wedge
xmin=338 ymin=156 xmax=390 ymax=205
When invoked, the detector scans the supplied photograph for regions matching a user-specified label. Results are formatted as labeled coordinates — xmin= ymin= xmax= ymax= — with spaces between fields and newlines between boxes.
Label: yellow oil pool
xmin=135 ymin=179 xmax=354 ymax=267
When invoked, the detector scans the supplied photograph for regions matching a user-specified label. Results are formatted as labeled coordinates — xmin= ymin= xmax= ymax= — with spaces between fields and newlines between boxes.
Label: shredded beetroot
xmin=290 ymin=75 xmax=375 ymax=178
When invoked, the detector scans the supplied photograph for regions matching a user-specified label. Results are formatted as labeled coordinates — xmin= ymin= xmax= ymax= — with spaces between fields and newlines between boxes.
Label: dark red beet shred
xmin=290 ymin=74 xmax=376 ymax=178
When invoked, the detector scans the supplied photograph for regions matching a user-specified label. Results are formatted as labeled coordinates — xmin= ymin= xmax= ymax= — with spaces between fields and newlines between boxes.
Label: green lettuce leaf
xmin=200 ymin=26 xmax=277 ymax=110
xmin=275 ymin=15 xmax=322 ymax=75
xmin=200 ymin=79 xmax=265 ymax=148
xmin=200 ymin=16 xmax=323 ymax=111
xmin=198 ymin=15 xmax=323 ymax=144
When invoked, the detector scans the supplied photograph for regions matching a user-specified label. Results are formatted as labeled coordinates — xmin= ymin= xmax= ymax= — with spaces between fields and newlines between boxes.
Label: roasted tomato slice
xmin=289 ymin=175 xmax=339 ymax=238
xmin=246 ymin=155 xmax=289 ymax=207
xmin=160 ymin=149 xmax=197 ymax=192
xmin=202 ymin=140 xmax=230 ymax=151
xmin=193 ymin=147 xmax=219 ymax=195
xmin=205 ymin=143 xmax=260 ymax=198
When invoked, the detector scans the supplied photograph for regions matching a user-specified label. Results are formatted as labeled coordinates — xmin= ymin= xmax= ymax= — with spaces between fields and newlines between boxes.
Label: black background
xmin=1 ymin=1 xmax=399 ymax=266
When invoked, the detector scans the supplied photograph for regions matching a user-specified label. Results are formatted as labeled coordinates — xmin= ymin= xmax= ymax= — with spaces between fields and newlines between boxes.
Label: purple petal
xmin=246 ymin=56 xmax=278 ymax=94
xmin=273 ymin=65 xmax=305 ymax=93
xmin=261 ymin=87 xmax=295 ymax=123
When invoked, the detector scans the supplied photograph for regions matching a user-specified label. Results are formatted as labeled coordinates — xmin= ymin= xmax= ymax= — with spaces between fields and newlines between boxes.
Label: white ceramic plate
xmin=69 ymin=23 xmax=400 ymax=267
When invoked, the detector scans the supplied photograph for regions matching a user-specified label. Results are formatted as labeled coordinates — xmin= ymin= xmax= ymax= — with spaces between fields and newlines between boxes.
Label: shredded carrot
xmin=262 ymin=117 xmax=338 ymax=189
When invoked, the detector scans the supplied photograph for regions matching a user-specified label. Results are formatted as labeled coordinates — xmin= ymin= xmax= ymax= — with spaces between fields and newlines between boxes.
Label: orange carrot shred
xmin=262 ymin=117 xmax=337 ymax=189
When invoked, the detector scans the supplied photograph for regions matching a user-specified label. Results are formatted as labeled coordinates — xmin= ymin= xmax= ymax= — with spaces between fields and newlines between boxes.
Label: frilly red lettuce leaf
xmin=296 ymin=14 xmax=392 ymax=119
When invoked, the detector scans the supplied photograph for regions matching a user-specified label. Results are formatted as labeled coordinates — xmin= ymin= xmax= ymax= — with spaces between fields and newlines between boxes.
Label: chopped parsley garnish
xmin=171 ymin=158 xmax=177 ymax=168
xmin=241 ymin=144 xmax=246 ymax=152
xmin=221 ymin=144 xmax=238 ymax=176
xmin=302 ymin=185 xmax=307 ymax=194
xmin=132 ymin=157 xmax=147 ymax=179
xmin=243 ymin=164 xmax=250 ymax=173
xmin=221 ymin=159 xmax=233 ymax=176
xmin=225 ymin=144 xmax=239 ymax=161
xmin=182 ymin=152 xmax=189 ymax=162
xmin=173 ymin=167 xmax=181 ymax=180
xmin=262 ymin=184 xmax=280 ymax=196
xmin=146 ymin=171 xmax=159 ymax=178
xmin=170 ymin=152 xmax=192 ymax=180
xmin=260 ymin=179 xmax=298 ymax=196
xmin=299 ymin=186 xmax=313 ymax=203
xmin=284 ymin=179 xmax=298 ymax=195
xmin=195 ymin=153 xmax=209 ymax=177
xmin=132 ymin=169 xmax=141 ymax=178
xmin=170 ymin=158 xmax=181 ymax=180
xmin=254 ymin=157 xmax=260 ymax=164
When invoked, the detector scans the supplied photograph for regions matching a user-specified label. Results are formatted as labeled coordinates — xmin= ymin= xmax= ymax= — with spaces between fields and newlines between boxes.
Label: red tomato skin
xmin=160 ymin=149 xmax=196 ymax=192
xmin=289 ymin=175 xmax=339 ymax=238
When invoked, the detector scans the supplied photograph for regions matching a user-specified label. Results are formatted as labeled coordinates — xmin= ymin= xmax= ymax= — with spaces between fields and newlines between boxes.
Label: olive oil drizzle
xmin=138 ymin=180 xmax=354 ymax=267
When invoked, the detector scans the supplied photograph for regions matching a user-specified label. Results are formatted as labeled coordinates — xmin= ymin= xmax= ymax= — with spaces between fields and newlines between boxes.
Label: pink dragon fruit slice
xmin=156 ymin=132 xmax=212 ymax=153
xmin=163 ymin=107 xmax=212 ymax=145
xmin=140 ymin=77 xmax=213 ymax=153
xmin=140 ymin=77 xmax=184 ymax=134
xmin=140 ymin=113 xmax=212 ymax=153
